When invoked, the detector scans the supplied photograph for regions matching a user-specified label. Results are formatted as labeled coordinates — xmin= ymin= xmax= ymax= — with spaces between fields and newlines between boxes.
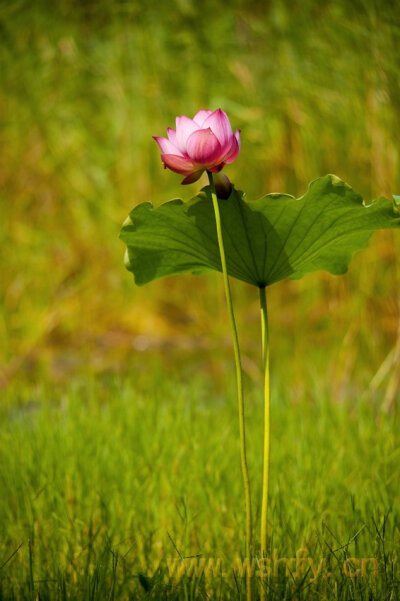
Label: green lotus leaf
xmin=120 ymin=175 xmax=399 ymax=288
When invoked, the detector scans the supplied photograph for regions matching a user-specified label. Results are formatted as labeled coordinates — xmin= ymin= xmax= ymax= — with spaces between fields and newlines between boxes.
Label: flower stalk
xmin=207 ymin=170 xmax=253 ymax=601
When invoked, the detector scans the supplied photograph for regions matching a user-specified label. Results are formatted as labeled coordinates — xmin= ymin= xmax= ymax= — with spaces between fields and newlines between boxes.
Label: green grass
xmin=1 ymin=373 xmax=399 ymax=600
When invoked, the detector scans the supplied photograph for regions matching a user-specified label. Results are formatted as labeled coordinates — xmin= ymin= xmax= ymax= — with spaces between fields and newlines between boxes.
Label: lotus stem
xmin=207 ymin=171 xmax=253 ymax=601
xmin=259 ymin=285 xmax=270 ymax=601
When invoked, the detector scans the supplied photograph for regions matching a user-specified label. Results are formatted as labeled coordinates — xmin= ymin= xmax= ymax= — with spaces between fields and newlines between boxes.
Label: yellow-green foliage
xmin=0 ymin=0 xmax=399 ymax=398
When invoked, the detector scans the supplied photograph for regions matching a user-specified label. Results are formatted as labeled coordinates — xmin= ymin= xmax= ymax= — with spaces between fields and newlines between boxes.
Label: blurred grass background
xmin=1 ymin=0 xmax=399 ymax=400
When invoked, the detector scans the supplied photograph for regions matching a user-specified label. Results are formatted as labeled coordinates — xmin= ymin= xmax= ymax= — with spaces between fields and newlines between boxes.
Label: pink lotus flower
xmin=153 ymin=109 xmax=241 ymax=185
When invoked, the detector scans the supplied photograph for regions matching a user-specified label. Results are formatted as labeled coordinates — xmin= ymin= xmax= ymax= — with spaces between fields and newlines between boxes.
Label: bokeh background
xmin=1 ymin=0 xmax=399 ymax=405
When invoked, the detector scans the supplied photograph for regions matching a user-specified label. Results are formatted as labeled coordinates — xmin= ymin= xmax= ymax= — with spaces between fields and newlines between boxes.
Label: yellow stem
xmin=259 ymin=285 xmax=270 ymax=601
xmin=207 ymin=171 xmax=253 ymax=601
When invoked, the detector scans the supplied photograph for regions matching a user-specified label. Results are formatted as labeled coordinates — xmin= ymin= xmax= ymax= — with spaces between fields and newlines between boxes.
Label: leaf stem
xmin=207 ymin=171 xmax=253 ymax=601
xmin=259 ymin=285 xmax=270 ymax=601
